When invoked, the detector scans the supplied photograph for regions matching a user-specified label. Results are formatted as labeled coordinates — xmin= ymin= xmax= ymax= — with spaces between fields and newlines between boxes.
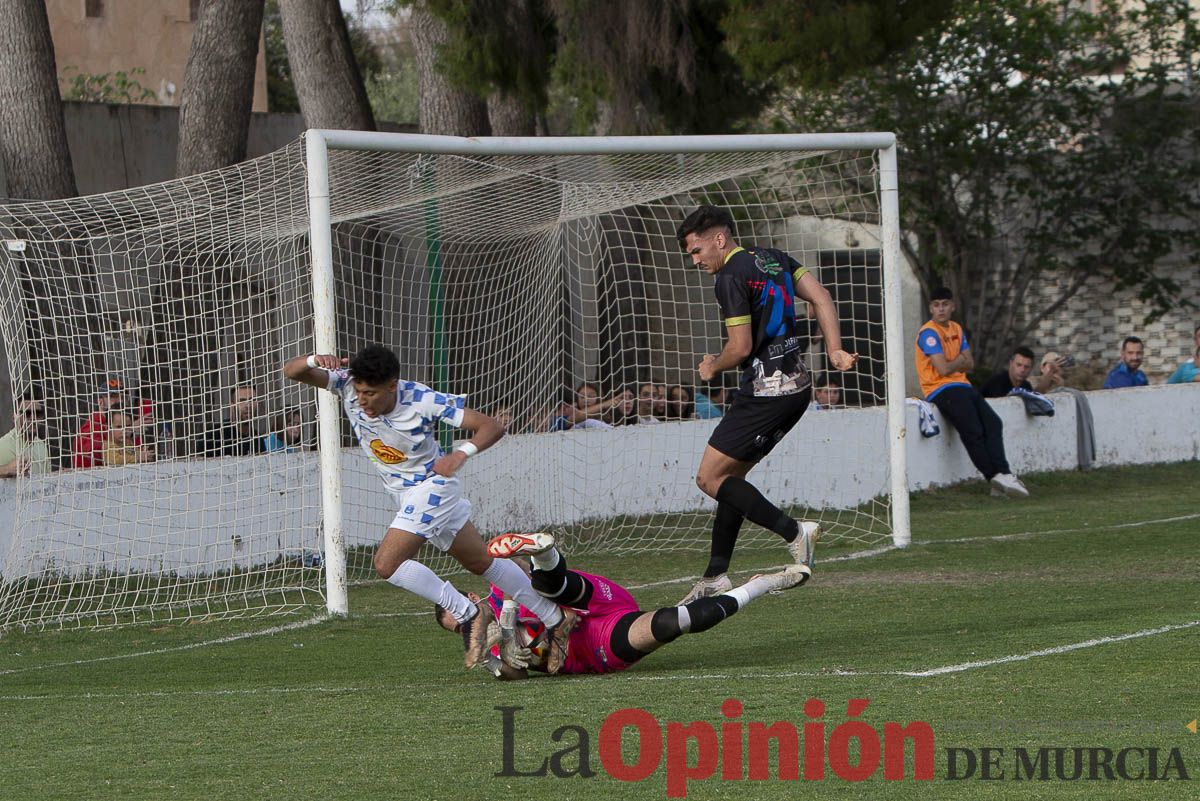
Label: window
xmin=85 ymin=0 xmax=104 ymax=18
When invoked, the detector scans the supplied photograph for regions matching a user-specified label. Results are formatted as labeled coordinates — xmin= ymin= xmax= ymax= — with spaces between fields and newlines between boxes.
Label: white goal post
xmin=303 ymin=131 xmax=910 ymax=618
xmin=0 ymin=130 xmax=907 ymax=630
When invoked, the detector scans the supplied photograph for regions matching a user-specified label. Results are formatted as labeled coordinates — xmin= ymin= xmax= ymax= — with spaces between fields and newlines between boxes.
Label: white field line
xmin=3 ymin=617 xmax=1197 ymax=701
xmin=893 ymin=619 xmax=1200 ymax=677
xmin=0 ymin=616 xmax=324 ymax=677
xmin=1 ymin=512 xmax=1192 ymax=683
xmin=4 ymin=618 xmax=1195 ymax=700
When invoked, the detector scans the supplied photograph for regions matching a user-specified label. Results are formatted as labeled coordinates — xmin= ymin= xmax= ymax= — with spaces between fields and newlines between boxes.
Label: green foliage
xmin=263 ymin=0 xmax=298 ymax=113
xmin=426 ymin=0 xmax=555 ymax=113
xmin=60 ymin=67 xmax=157 ymax=104
xmin=424 ymin=0 xmax=769 ymax=135
xmin=779 ymin=0 xmax=1200 ymax=363
xmin=722 ymin=0 xmax=956 ymax=89
xmin=366 ymin=47 xmax=420 ymax=125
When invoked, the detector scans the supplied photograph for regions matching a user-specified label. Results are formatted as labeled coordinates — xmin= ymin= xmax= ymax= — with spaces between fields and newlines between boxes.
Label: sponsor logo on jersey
xmin=370 ymin=439 xmax=407 ymax=464
xmin=754 ymin=251 xmax=782 ymax=275
xmin=925 ymin=335 xmax=938 ymax=348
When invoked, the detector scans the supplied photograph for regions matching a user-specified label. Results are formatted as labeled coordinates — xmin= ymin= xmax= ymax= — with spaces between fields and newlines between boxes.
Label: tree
xmin=721 ymin=0 xmax=956 ymax=90
xmin=420 ymin=0 xmax=767 ymax=135
xmin=411 ymin=0 xmax=490 ymax=135
xmin=0 ymin=0 xmax=76 ymax=199
xmin=266 ymin=1 xmax=391 ymax=117
xmin=278 ymin=0 xmax=376 ymax=130
xmin=177 ymin=0 xmax=266 ymax=178
xmin=778 ymin=0 xmax=1200 ymax=367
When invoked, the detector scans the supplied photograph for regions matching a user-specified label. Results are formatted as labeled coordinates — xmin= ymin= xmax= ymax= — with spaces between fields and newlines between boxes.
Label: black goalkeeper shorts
xmin=707 ymin=388 xmax=811 ymax=464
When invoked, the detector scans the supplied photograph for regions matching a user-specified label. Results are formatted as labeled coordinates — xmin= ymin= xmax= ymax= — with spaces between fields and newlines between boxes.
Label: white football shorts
xmin=388 ymin=475 xmax=472 ymax=552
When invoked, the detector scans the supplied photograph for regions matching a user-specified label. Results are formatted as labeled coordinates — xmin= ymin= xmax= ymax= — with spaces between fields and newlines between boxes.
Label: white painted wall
xmin=2 ymin=386 xmax=1196 ymax=579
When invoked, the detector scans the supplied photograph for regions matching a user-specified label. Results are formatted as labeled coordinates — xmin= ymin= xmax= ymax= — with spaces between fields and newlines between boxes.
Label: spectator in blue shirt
xmin=1166 ymin=324 xmax=1200 ymax=385
xmin=1102 ymin=336 xmax=1149 ymax=389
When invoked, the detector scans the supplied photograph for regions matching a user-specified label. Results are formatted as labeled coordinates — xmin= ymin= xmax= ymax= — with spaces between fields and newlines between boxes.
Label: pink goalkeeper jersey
xmin=486 ymin=570 xmax=641 ymax=675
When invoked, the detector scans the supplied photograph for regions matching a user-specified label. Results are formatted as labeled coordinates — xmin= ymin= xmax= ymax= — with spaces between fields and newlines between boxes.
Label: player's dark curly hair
xmin=348 ymin=343 xmax=401 ymax=385
xmin=676 ymin=205 xmax=735 ymax=249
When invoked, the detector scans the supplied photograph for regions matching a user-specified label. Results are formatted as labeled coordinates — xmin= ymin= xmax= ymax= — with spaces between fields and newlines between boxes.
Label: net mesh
xmin=0 ymin=137 xmax=894 ymax=629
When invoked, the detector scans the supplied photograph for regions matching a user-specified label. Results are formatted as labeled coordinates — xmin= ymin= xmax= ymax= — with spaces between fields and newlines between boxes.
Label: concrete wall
xmin=45 ymin=0 xmax=269 ymax=112
xmin=3 ymin=385 xmax=1196 ymax=579
xmin=1020 ymin=264 xmax=1200 ymax=385
xmin=57 ymin=101 xmax=310 ymax=197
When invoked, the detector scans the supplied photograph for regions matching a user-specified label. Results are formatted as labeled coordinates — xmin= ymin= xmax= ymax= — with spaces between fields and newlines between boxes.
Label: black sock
xmin=715 ymin=476 xmax=799 ymax=542
xmin=704 ymin=501 xmax=744 ymax=577
xmin=531 ymin=563 xmax=593 ymax=608
xmin=684 ymin=595 xmax=740 ymax=633
xmin=648 ymin=595 xmax=740 ymax=643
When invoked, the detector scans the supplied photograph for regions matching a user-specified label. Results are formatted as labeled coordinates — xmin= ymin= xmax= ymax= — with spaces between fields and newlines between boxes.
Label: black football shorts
xmin=707 ymin=388 xmax=811 ymax=463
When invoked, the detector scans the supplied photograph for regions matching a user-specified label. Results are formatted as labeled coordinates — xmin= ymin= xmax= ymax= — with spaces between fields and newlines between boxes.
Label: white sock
xmin=530 ymin=547 xmax=561 ymax=572
xmin=725 ymin=579 xmax=769 ymax=610
xmin=676 ymin=604 xmax=693 ymax=632
xmin=482 ymin=558 xmax=563 ymax=628
xmin=387 ymin=561 xmax=474 ymax=624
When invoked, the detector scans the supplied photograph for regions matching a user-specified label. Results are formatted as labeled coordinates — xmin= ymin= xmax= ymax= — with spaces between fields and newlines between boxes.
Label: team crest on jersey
xmin=369 ymin=439 xmax=407 ymax=464
xmin=754 ymin=251 xmax=782 ymax=276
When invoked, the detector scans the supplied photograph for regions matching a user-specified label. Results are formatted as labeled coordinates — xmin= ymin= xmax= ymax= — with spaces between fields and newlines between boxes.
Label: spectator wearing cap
xmin=1102 ymin=336 xmax=1149 ymax=389
xmin=199 ymin=384 xmax=266 ymax=457
xmin=0 ymin=392 xmax=51 ymax=477
xmin=72 ymin=376 xmax=127 ymax=468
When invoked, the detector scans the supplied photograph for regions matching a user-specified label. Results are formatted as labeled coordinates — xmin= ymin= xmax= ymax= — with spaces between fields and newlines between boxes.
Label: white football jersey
xmin=325 ymin=369 xmax=466 ymax=497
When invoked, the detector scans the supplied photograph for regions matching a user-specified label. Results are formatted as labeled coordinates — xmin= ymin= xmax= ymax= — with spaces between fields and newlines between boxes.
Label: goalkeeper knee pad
xmin=650 ymin=608 xmax=684 ymax=643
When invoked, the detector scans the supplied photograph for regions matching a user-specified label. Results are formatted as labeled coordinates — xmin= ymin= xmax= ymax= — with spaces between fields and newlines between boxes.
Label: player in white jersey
xmin=282 ymin=343 xmax=576 ymax=671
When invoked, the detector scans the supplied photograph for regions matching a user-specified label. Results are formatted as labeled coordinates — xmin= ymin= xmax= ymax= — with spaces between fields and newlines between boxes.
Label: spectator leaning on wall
xmin=914 ymin=287 xmax=1029 ymax=498
xmin=1102 ymin=336 xmax=1149 ymax=389
xmin=0 ymin=392 xmax=51 ymax=478
xmin=73 ymin=376 xmax=127 ymax=468
xmin=981 ymin=346 xmax=1064 ymax=398
xmin=1166 ymin=324 xmax=1200 ymax=384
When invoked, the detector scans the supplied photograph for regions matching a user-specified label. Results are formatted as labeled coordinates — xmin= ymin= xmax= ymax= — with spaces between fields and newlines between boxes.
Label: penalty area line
xmin=0 ymin=615 xmax=325 ymax=678
xmin=924 ymin=512 xmax=1200 ymax=546
xmin=614 ymin=618 xmax=1200 ymax=684
xmin=2 ymin=619 xmax=1194 ymax=700
xmin=894 ymin=619 xmax=1200 ymax=677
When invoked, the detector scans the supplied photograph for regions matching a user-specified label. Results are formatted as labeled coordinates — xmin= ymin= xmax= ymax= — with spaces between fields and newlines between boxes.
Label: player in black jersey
xmin=676 ymin=205 xmax=858 ymax=603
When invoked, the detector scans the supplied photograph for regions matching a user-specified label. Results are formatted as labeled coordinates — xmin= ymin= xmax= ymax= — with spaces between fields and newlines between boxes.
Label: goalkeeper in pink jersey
xmin=434 ymin=532 xmax=811 ymax=679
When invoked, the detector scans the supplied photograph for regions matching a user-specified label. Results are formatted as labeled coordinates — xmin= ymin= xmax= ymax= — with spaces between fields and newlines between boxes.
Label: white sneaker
xmin=750 ymin=564 xmax=812 ymax=593
xmin=990 ymin=473 xmax=1030 ymax=499
xmin=678 ymin=573 xmax=733 ymax=605
xmin=787 ymin=521 xmax=820 ymax=568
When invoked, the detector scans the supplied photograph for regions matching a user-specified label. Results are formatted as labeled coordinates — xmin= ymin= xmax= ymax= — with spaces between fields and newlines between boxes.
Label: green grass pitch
xmin=1 ymin=461 xmax=1197 ymax=800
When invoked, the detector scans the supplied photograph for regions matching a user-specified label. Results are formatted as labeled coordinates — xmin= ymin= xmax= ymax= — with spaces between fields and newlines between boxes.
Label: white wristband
xmin=306 ymin=354 xmax=319 ymax=369
xmin=454 ymin=442 xmax=479 ymax=458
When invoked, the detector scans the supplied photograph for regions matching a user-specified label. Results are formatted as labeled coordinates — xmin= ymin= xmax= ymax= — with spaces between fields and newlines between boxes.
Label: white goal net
xmin=0 ymin=132 xmax=905 ymax=629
